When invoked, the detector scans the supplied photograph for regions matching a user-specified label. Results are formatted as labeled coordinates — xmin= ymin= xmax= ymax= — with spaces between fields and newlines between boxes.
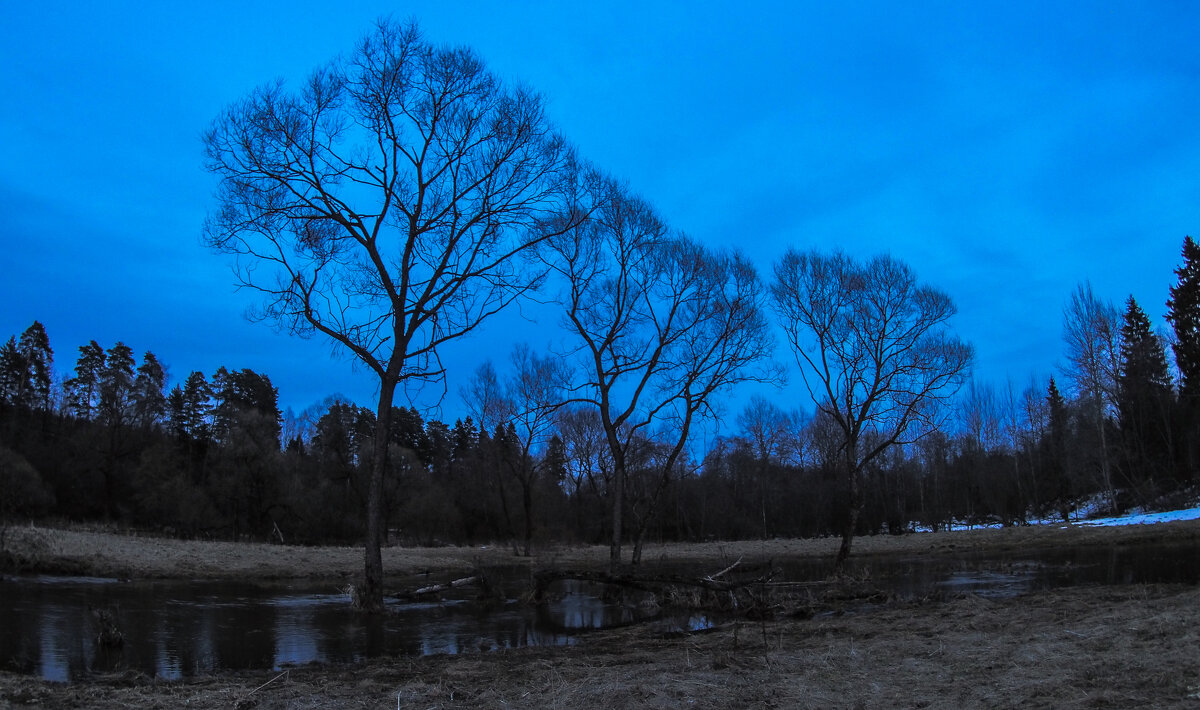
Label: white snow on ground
xmin=1068 ymin=506 xmax=1200 ymax=527
xmin=915 ymin=502 xmax=1200 ymax=533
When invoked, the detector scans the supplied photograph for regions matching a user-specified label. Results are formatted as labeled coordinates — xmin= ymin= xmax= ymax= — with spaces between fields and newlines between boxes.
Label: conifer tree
xmin=1167 ymin=236 xmax=1200 ymax=398
xmin=131 ymin=353 xmax=167 ymax=429
xmin=98 ymin=343 xmax=136 ymax=428
xmin=1166 ymin=235 xmax=1200 ymax=480
xmin=1045 ymin=377 xmax=1071 ymax=519
xmin=211 ymin=368 xmax=281 ymax=448
xmin=180 ymin=371 xmax=214 ymax=441
xmin=16 ymin=322 xmax=53 ymax=410
xmin=1119 ymin=297 xmax=1173 ymax=397
xmin=0 ymin=338 xmax=25 ymax=406
xmin=1117 ymin=297 xmax=1175 ymax=487
xmin=65 ymin=342 xmax=107 ymax=420
xmin=166 ymin=385 xmax=188 ymax=440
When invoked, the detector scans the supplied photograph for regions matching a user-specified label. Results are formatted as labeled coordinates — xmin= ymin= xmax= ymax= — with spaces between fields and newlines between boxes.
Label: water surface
xmin=3 ymin=540 xmax=1197 ymax=680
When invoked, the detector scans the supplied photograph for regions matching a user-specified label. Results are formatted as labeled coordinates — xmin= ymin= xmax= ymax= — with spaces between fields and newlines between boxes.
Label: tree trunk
xmin=494 ymin=459 xmax=519 ymax=555
xmin=362 ymin=376 xmax=397 ymax=613
xmin=1096 ymin=408 xmax=1116 ymax=513
xmin=521 ymin=470 xmax=534 ymax=557
xmin=609 ymin=454 xmax=625 ymax=572
xmin=835 ymin=449 xmax=861 ymax=571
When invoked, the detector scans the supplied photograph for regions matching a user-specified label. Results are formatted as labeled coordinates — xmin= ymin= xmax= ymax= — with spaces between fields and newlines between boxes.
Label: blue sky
xmin=2 ymin=1 xmax=1199 ymax=422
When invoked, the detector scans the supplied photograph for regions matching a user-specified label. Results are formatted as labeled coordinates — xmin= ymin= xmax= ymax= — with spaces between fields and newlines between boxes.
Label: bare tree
xmin=202 ymin=19 xmax=593 ymax=610
xmin=554 ymin=403 xmax=611 ymax=541
xmin=1061 ymin=281 xmax=1121 ymax=510
xmin=543 ymin=185 xmax=776 ymax=569
xmin=959 ymin=379 xmax=1002 ymax=453
xmin=737 ymin=395 xmax=805 ymax=537
xmin=463 ymin=344 xmax=570 ymax=555
xmin=771 ymin=250 xmax=972 ymax=568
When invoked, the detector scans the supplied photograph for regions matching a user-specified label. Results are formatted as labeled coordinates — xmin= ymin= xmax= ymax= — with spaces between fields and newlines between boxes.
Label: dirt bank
xmin=4 ymin=518 xmax=1200 ymax=581
xmin=2 ymin=582 xmax=1198 ymax=709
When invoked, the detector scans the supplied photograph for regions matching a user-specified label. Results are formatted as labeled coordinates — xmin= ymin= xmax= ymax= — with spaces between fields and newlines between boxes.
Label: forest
xmin=2 ymin=234 xmax=1198 ymax=557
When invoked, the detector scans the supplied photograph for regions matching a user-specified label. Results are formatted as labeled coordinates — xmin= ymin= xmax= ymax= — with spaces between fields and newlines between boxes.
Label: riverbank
xmin=2 ymin=582 xmax=1197 ymax=708
xmin=4 ymin=516 xmax=1200 ymax=581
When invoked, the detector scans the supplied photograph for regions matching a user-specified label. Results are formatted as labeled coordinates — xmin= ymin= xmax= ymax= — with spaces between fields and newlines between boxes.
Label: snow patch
xmin=1068 ymin=506 xmax=1200 ymax=528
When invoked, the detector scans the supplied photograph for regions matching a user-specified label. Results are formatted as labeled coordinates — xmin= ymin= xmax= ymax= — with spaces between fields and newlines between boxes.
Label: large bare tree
xmin=543 ymin=185 xmax=776 ymax=569
xmin=203 ymin=20 xmax=592 ymax=610
xmin=771 ymin=250 xmax=971 ymax=568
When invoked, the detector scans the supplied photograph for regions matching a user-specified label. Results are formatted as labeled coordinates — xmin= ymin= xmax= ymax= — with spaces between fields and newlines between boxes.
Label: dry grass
xmin=4 ymin=517 xmax=1200 ymax=582
xmin=3 ymin=583 xmax=1198 ymax=708
xmin=0 ymin=526 xmax=510 ymax=580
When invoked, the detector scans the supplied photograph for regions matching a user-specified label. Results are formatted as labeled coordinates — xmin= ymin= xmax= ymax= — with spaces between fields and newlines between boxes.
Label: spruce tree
xmin=180 ymin=372 xmax=213 ymax=441
xmin=1167 ymin=236 xmax=1200 ymax=399
xmin=1119 ymin=297 xmax=1173 ymax=397
xmin=1117 ymin=296 xmax=1175 ymax=487
xmin=1045 ymin=377 xmax=1071 ymax=519
xmin=1166 ymin=236 xmax=1200 ymax=481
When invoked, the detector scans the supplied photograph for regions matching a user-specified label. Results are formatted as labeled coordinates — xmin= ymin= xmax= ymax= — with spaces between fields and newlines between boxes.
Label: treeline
xmin=2 ymin=237 xmax=1198 ymax=547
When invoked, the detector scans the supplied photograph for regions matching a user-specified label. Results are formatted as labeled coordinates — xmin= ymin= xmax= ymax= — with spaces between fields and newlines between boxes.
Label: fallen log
xmin=394 ymin=575 xmax=478 ymax=600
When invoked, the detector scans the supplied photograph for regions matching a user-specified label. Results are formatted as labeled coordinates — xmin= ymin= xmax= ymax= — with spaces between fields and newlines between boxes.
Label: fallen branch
xmin=705 ymin=556 xmax=743 ymax=582
xmin=394 ymin=575 xmax=479 ymax=600
xmin=235 ymin=669 xmax=289 ymax=709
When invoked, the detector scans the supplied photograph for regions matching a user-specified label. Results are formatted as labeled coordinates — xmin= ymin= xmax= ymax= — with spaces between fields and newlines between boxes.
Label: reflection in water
xmin=3 ymin=540 xmax=1198 ymax=680
xmin=274 ymin=602 xmax=320 ymax=668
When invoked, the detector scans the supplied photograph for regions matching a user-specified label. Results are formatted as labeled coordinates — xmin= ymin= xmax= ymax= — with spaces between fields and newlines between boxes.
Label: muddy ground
xmin=3 ymin=521 xmax=1200 ymax=708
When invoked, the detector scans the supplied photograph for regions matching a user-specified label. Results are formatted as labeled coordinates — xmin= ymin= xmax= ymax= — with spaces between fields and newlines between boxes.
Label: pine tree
xmin=211 ymin=368 xmax=281 ymax=448
xmin=0 ymin=337 xmax=25 ymax=405
xmin=16 ymin=322 xmax=53 ymax=410
xmin=1167 ymin=236 xmax=1200 ymax=399
xmin=98 ymin=342 xmax=136 ymax=428
xmin=166 ymin=385 xmax=188 ymax=440
xmin=65 ymin=342 xmax=107 ymax=420
xmin=131 ymin=353 xmax=167 ymax=429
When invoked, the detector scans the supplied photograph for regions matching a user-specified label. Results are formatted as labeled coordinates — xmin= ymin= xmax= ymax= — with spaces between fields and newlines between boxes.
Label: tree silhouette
xmin=1062 ymin=282 xmax=1121 ymax=509
xmin=203 ymin=20 xmax=595 ymax=609
xmin=1117 ymin=296 xmax=1175 ymax=490
xmin=771 ymin=250 xmax=971 ymax=568
xmin=543 ymin=185 xmax=775 ymax=568
xmin=1167 ymin=236 xmax=1200 ymax=399
xmin=1166 ymin=235 xmax=1200 ymax=480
